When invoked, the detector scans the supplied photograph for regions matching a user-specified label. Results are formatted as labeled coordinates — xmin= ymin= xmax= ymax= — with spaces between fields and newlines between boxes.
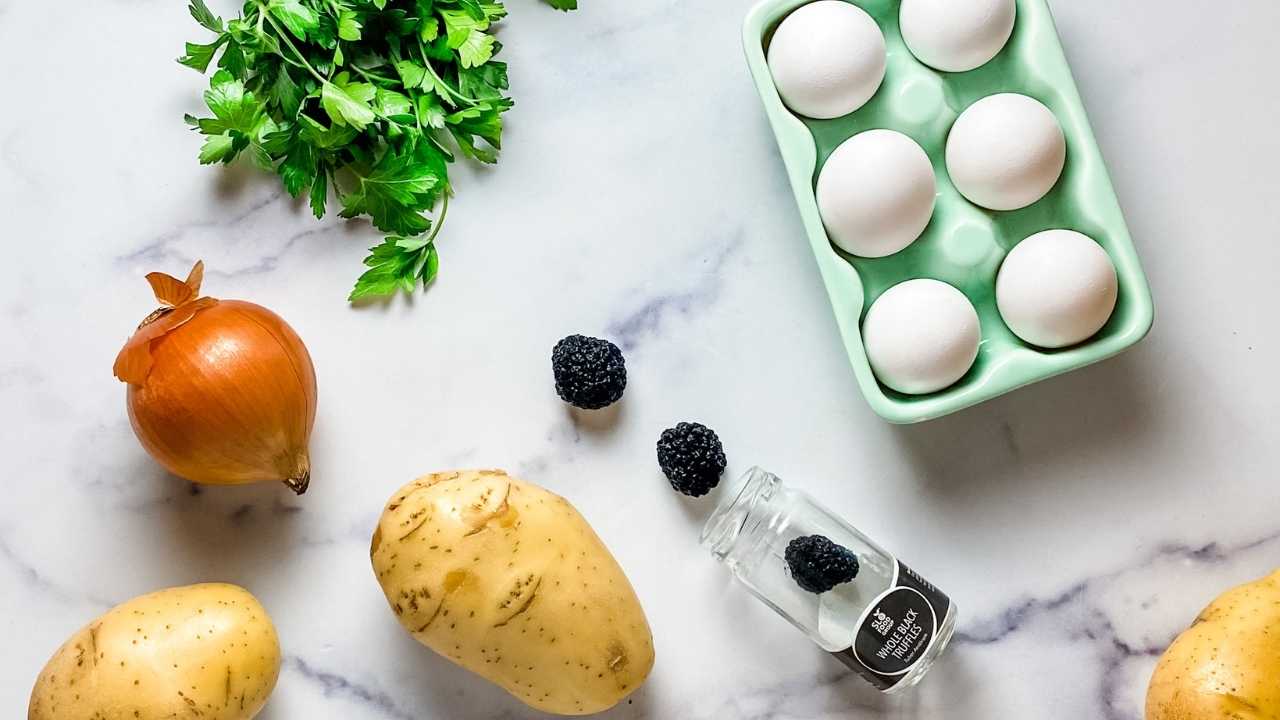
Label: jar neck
xmin=701 ymin=467 xmax=786 ymax=563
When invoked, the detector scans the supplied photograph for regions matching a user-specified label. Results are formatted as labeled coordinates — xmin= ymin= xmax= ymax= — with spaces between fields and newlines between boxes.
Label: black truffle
xmin=551 ymin=335 xmax=627 ymax=410
xmin=656 ymin=422 xmax=727 ymax=497
xmin=785 ymin=535 xmax=860 ymax=594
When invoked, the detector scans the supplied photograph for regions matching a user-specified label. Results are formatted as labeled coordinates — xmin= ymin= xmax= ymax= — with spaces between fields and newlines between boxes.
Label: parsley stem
xmin=426 ymin=192 xmax=449 ymax=244
xmin=277 ymin=54 xmax=311 ymax=73
xmin=350 ymin=65 xmax=398 ymax=86
xmin=259 ymin=5 xmax=329 ymax=85
xmin=417 ymin=37 xmax=478 ymax=107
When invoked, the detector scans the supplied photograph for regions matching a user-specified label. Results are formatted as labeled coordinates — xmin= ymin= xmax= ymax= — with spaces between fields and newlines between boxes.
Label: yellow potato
xmin=1146 ymin=569 xmax=1280 ymax=720
xmin=28 ymin=583 xmax=281 ymax=720
xmin=371 ymin=469 xmax=654 ymax=715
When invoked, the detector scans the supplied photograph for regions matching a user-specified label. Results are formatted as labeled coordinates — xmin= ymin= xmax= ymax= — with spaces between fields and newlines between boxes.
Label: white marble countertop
xmin=3 ymin=0 xmax=1279 ymax=717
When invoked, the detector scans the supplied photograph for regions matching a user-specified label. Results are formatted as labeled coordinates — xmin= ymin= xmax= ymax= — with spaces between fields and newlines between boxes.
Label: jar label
xmin=832 ymin=561 xmax=951 ymax=691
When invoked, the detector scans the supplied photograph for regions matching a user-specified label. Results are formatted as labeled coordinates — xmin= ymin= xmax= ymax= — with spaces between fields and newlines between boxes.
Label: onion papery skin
xmin=124 ymin=300 xmax=317 ymax=493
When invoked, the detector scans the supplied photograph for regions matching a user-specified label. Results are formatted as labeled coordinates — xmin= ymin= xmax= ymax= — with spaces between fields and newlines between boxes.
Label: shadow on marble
xmin=211 ymin=159 xmax=280 ymax=202
xmin=255 ymin=614 xmax=666 ymax=720
xmin=568 ymin=400 xmax=625 ymax=433
xmin=127 ymin=463 xmax=309 ymax=590
xmin=889 ymin=347 xmax=1167 ymax=497
xmin=207 ymin=156 xmax=344 ymax=226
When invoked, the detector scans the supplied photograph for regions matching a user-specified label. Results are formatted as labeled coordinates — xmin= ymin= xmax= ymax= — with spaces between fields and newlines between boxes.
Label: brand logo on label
xmin=869 ymin=608 xmax=893 ymax=636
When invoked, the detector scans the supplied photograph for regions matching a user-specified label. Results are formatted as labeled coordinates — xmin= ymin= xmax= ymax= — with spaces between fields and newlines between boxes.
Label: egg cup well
xmin=744 ymin=0 xmax=1154 ymax=423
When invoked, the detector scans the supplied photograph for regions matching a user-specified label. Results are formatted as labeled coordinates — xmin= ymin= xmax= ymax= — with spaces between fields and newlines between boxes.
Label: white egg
xmin=767 ymin=0 xmax=887 ymax=119
xmin=996 ymin=230 xmax=1119 ymax=348
xmin=817 ymin=129 xmax=936 ymax=258
xmin=900 ymin=0 xmax=1017 ymax=72
xmin=862 ymin=279 xmax=981 ymax=395
xmin=946 ymin=93 xmax=1066 ymax=211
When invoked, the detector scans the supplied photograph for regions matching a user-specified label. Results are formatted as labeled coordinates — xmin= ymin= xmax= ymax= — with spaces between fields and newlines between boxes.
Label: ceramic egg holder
xmin=744 ymin=0 xmax=1154 ymax=423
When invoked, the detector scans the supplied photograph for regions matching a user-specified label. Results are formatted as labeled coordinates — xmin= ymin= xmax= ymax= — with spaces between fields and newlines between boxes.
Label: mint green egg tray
xmin=744 ymin=0 xmax=1154 ymax=423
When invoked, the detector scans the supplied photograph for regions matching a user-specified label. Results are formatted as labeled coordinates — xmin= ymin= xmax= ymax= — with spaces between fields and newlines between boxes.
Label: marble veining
xmin=607 ymin=234 xmax=745 ymax=351
xmin=286 ymin=656 xmax=419 ymax=720
xmin=3 ymin=0 xmax=1280 ymax=718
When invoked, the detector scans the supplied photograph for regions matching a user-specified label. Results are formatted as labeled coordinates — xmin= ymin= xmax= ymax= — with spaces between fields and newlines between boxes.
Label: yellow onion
xmin=113 ymin=261 xmax=317 ymax=494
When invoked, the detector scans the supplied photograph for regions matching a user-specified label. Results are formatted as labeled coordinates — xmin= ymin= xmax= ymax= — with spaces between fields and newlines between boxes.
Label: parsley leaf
xmin=457 ymin=29 xmax=495 ymax=68
xmin=187 ymin=0 xmax=224 ymax=32
xmin=199 ymin=134 xmax=238 ymax=164
xmin=374 ymin=88 xmax=414 ymax=118
xmin=218 ymin=40 xmax=249 ymax=78
xmin=321 ymin=73 xmax=377 ymax=129
xmin=199 ymin=71 xmax=266 ymax=135
xmin=393 ymin=59 xmax=428 ymax=89
xmin=310 ymin=170 xmax=329 ymax=218
xmin=416 ymin=93 xmax=448 ymax=129
xmin=419 ymin=17 xmax=441 ymax=42
xmin=178 ymin=38 xmax=226 ymax=73
xmin=267 ymin=63 xmax=305 ymax=117
xmin=446 ymin=100 xmax=507 ymax=163
xmin=349 ymin=235 xmax=440 ymax=300
xmin=278 ymin=136 xmax=317 ymax=197
xmin=298 ymin=115 xmax=359 ymax=149
xmin=339 ymin=141 xmax=446 ymax=235
xmin=337 ymin=9 xmax=363 ymax=41
xmin=440 ymin=8 xmax=488 ymax=48
xmin=458 ymin=61 xmax=508 ymax=99
xmin=268 ymin=0 xmax=320 ymax=40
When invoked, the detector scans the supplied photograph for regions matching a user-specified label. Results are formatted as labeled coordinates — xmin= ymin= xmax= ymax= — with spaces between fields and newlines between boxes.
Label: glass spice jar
xmin=701 ymin=467 xmax=956 ymax=693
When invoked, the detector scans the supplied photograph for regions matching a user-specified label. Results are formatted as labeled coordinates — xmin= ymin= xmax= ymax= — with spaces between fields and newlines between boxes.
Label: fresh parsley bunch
xmin=180 ymin=0 xmax=574 ymax=300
